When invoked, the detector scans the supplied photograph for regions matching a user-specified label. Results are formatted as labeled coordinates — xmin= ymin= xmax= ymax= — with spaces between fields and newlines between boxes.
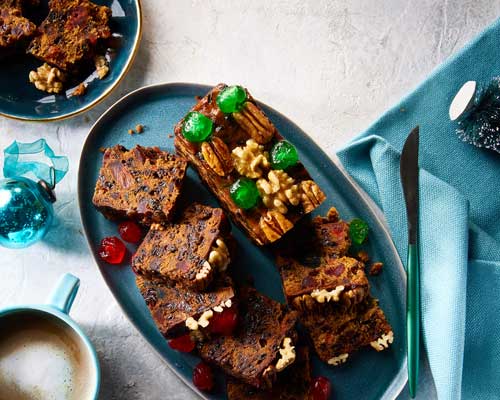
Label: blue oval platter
xmin=0 ymin=0 xmax=142 ymax=122
xmin=78 ymin=83 xmax=407 ymax=399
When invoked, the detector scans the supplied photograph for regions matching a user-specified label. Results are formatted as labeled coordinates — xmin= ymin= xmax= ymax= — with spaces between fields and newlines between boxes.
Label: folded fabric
xmin=337 ymin=18 xmax=500 ymax=400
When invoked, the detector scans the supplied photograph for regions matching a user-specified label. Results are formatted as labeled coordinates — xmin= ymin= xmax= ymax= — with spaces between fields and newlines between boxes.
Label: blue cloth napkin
xmin=337 ymin=19 xmax=500 ymax=400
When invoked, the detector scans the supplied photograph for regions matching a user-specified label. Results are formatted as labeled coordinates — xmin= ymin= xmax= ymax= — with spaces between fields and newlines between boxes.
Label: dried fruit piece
xmin=349 ymin=218 xmax=369 ymax=245
xmin=230 ymin=178 xmax=260 ymax=209
xmin=312 ymin=376 xmax=332 ymax=400
xmin=209 ymin=306 xmax=238 ymax=336
xmin=216 ymin=85 xmax=247 ymax=113
xmin=98 ymin=236 xmax=126 ymax=264
xmin=201 ymin=137 xmax=233 ymax=176
xmin=118 ymin=221 xmax=143 ymax=243
xmin=192 ymin=362 xmax=214 ymax=392
xmin=168 ymin=334 xmax=195 ymax=353
xmin=270 ymin=140 xmax=299 ymax=170
xmin=182 ymin=111 xmax=213 ymax=142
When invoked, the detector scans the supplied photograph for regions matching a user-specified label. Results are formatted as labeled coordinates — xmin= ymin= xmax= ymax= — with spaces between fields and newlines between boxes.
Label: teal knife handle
xmin=407 ymin=243 xmax=420 ymax=398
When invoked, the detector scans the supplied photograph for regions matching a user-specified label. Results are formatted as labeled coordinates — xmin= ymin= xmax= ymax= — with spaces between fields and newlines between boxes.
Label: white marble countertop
xmin=1 ymin=1 xmax=498 ymax=399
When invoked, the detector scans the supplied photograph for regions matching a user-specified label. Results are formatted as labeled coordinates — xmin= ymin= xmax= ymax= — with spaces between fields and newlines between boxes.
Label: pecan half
xmin=259 ymin=210 xmax=294 ymax=242
xmin=201 ymin=137 xmax=233 ymax=176
xmin=233 ymin=102 xmax=276 ymax=144
xmin=300 ymin=180 xmax=326 ymax=213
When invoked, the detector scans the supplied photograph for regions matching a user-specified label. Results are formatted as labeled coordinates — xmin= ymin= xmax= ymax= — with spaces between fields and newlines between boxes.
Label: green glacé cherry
xmin=230 ymin=178 xmax=260 ymax=209
xmin=182 ymin=111 xmax=213 ymax=142
xmin=270 ymin=140 xmax=299 ymax=170
xmin=349 ymin=218 xmax=369 ymax=245
xmin=216 ymin=85 xmax=247 ymax=113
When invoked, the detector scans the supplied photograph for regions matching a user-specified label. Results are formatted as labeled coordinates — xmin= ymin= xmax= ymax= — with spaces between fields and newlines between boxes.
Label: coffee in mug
xmin=0 ymin=312 xmax=96 ymax=400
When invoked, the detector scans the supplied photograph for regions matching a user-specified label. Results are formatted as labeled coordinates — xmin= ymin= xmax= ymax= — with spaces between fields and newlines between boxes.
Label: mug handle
xmin=47 ymin=273 xmax=80 ymax=315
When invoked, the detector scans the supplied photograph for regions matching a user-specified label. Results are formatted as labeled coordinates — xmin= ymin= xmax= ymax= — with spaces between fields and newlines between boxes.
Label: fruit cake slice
xmin=199 ymin=287 xmax=298 ymax=389
xmin=301 ymin=297 xmax=394 ymax=366
xmin=132 ymin=204 xmax=233 ymax=291
xmin=136 ymin=275 xmax=235 ymax=340
xmin=0 ymin=0 xmax=36 ymax=50
xmin=278 ymin=256 xmax=369 ymax=313
xmin=226 ymin=347 xmax=313 ymax=400
xmin=27 ymin=0 xmax=111 ymax=72
xmin=275 ymin=207 xmax=367 ymax=312
xmin=276 ymin=207 xmax=351 ymax=266
xmin=174 ymin=83 xmax=326 ymax=246
xmin=92 ymin=145 xmax=187 ymax=225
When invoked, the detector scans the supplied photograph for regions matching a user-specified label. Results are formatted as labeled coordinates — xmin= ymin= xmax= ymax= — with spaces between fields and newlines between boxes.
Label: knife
xmin=400 ymin=126 xmax=420 ymax=398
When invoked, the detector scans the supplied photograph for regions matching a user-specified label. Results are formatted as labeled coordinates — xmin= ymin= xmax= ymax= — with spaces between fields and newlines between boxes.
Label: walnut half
xmin=256 ymin=170 xmax=300 ymax=214
xmin=259 ymin=210 xmax=294 ymax=242
xmin=201 ymin=137 xmax=233 ymax=176
xmin=29 ymin=63 xmax=65 ymax=94
xmin=233 ymin=102 xmax=276 ymax=144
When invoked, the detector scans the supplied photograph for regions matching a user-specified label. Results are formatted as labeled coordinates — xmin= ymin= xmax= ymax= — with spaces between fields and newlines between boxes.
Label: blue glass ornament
xmin=0 ymin=177 xmax=55 ymax=248
xmin=0 ymin=139 xmax=68 ymax=249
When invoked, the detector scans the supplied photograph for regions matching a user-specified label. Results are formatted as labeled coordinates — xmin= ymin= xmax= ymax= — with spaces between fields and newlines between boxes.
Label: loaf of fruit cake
xmin=92 ymin=145 xmax=187 ymax=225
xmin=136 ymin=275 xmax=235 ymax=340
xmin=174 ymin=84 xmax=326 ymax=246
xmin=131 ymin=204 xmax=233 ymax=291
xmin=199 ymin=287 xmax=298 ymax=389
xmin=27 ymin=0 xmax=111 ymax=72
xmin=226 ymin=347 xmax=313 ymax=400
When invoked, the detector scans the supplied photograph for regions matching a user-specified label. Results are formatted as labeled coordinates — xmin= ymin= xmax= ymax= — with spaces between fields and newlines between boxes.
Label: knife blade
xmin=400 ymin=126 xmax=420 ymax=398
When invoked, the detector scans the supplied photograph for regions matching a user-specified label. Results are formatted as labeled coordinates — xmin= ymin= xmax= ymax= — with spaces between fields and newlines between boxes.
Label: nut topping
xmin=256 ymin=170 xmax=300 ymax=214
xmin=231 ymin=139 xmax=270 ymax=179
xmin=259 ymin=210 xmax=293 ymax=242
xmin=201 ymin=137 xmax=233 ymax=176
xmin=300 ymin=180 xmax=326 ymax=213
xmin=233 ymin=102 xmax=276 ymax=144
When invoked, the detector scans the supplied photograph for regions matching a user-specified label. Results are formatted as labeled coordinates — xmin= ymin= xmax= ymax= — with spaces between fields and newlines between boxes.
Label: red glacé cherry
xmin=312 ymin=376 xmax=332 ymax=400
xmin=169 ymin=334 xmax=195 ymax=353
xmin=209 ymin=307 xmax=238 ymax=336
xmin=192 ymin=362 xmax=214 ymax=392
xmin=98 ymin=236 xmax=126 ymax=264
xmin=118 ymin=221 xmax=143 ymax=243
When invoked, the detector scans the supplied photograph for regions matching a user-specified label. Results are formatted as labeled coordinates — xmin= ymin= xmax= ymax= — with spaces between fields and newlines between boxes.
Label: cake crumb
xmin=135 ymin=124 xmax=144 ymax=133
xmin=128 ymin=129 xmax=134 ymax=135
xmin=168 ymin=134 xmax=174 ymax=138
xmin=369 ymin=262 xmax=383 ymax=276
xmin=356 ymin=250 xmax=370 ymax=263
xmin=72 ymin=82 xmax=87 ymax=96
xmin=95 ymin=55 xmax=109 ymax=79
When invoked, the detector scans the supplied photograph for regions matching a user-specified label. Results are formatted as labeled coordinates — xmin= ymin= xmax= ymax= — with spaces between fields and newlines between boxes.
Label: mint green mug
xmin=0 ymin=273 xmax=100 ymax=399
